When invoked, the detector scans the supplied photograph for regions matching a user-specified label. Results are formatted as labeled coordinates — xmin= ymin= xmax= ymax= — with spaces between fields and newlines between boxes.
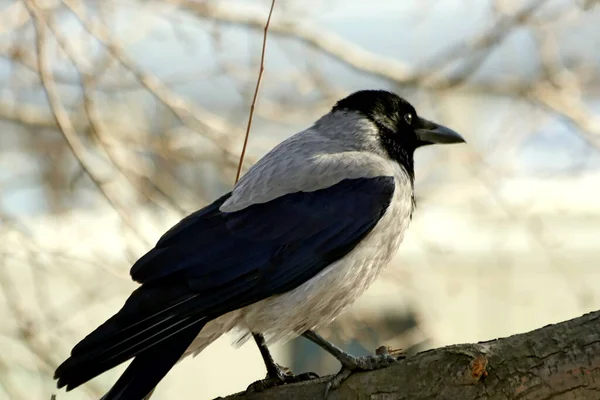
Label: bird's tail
xmin=98 ymin=321 xmax=203 ymax=400
xmin=56 ymin=318 xmax=205 ymax=400
xmin=54 ymin=281 xmax=214 ymax=400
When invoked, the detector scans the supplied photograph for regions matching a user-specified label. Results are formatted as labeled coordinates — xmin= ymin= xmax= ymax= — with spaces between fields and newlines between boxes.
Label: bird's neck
xmin=378 ymin=133 xmax=415 ymax=184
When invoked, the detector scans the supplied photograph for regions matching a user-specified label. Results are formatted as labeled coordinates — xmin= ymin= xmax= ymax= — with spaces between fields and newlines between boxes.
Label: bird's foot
xmin=246 ymin=363 xmax=320 ymax=393
xmin=323 ymin=346 xmax=406 ymax=398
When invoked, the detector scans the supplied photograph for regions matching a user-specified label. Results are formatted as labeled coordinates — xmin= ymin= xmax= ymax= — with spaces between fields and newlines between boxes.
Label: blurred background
xmin=1 ymin=0 xmax=600 ymax=398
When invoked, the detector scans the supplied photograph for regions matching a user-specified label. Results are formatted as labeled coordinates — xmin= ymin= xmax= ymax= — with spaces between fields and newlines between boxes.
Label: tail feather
xmin=68 ymin=284 xmax=199 ymax=359
xmin=55 ymin=314 xmax=206 ymax=391
xmin=54 ymin=282 xmax=211 ymax=395
xmin=99 ymin=320 xmax=204 ymax=400
xmin=54 ymin=277 xmax=251 ymax=395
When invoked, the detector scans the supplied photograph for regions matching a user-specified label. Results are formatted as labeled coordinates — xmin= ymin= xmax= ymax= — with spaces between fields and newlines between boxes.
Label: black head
xmin=332 ymin=90 xmax=465 ymax=177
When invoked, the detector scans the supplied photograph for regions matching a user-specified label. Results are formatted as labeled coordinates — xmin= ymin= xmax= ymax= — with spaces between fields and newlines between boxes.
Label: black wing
xmin=55 ymin=176 xmax=395 ymax=395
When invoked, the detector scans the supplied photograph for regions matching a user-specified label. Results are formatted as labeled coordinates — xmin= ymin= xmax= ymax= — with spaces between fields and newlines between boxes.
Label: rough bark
xmin=221 ymin=310 xmax=600 ymax=400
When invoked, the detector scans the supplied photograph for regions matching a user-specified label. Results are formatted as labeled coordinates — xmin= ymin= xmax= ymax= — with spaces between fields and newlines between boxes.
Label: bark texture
xmin=220 ymin=310 xmax=600 ymax=400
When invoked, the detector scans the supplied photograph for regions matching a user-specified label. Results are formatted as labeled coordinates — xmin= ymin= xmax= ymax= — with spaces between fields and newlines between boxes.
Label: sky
xmin=0 ymin=0 xmax=599 ymax=215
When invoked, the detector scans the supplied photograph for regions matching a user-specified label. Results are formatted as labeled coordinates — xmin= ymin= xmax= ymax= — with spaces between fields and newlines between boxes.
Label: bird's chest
xmin=242 ymin=183 xmax=413 ymax=342
xmin=306 ymin=187 xmax=412 ymax=316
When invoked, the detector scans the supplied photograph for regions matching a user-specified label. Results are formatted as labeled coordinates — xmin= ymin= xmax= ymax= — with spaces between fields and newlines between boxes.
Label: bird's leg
xmin=253 ymin=332 xmax=290 ymax=381
xmin=302 ymin=330 xmax=403 ymax=396
xmin=246 ymin=333 xmax=319 ymax=392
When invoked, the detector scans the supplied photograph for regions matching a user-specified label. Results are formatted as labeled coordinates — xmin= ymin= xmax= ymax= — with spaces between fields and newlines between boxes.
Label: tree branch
xmin=23 ymin=0 xmax=147 ymax=244
xmin=222 ymin=310 xmax=600 ymax=399
xmin=60 ymin=0 xmax=244 ymax=161
xmin=235 ymin=0 xmax=275 ymax=183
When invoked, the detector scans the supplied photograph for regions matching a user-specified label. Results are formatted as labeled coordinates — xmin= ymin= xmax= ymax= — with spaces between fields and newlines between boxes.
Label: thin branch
xmin=174 ymin=0 xmax=600 ymax=143
xmin=0 ymin=41 xmax=219 ymax=91
xmin=172 ymin=0 xmax=414 ymax=83
xmin=38 ymin=15 xmax=196 ymax=215
xmin=0 ymin=1 xmax=34 ymax=35
xmin=172 ymin=0 xmax=547 ymax=89
xmin=22 ymin=0 xmax=148 ymax=243
xmin=234 ymin=0 xmax=275 ymax=184
xmin=60 ymin=0 xmax=243 ymax=163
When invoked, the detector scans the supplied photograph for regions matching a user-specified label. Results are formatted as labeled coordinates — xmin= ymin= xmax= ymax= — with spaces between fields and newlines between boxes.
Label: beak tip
xmin=452 ymin=134 xmax=467 ymax=144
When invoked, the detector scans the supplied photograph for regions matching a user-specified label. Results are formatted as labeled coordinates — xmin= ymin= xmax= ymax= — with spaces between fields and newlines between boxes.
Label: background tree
xmin=0 ymin=0 xmax=599 ymax=399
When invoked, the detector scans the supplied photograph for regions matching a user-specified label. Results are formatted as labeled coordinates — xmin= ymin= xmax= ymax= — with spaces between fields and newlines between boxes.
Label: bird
xmin=54 ymin=90 xmax=465 ymax=399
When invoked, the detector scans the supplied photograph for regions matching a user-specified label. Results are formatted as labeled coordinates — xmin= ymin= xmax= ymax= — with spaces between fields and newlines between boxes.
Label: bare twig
xmin=44 ymin=17 xmax=197 ymax=214
xmin=234 ymin=0 xmax=276 ymax=183
xmin=173 ymin=0 xmax=548 ymax=89
xmin=172 ymin=0 xmax=414 ymax=83
xmin=22 ymin=0 xmax=146 ymax=243
xmin=61 ymin=0 xmax=242 ymax=161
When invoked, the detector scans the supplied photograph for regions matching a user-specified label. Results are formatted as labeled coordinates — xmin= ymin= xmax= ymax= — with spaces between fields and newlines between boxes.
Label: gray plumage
xmin=189 ymin=110 xmax=415 ymax=355
xmin=54 ymin=90 xmax=465 ymax=400
xmin=223 ymin=112 xmax=403 ymax=211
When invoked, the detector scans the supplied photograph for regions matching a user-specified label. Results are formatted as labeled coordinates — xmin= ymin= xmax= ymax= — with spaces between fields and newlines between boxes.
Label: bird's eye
xmin=404 ymin=113 xmax=413 ymax=125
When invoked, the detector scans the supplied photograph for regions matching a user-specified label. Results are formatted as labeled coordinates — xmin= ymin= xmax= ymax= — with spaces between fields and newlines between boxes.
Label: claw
xmin=300 ymin=331 xmax=407 ymax=398
xmin=323 ymin=352 xmax=406 ymax=399
xmin=322 ymin=368 xmax=352 ymax=398
xmin=246 ymin=364 xmax=320 ymax=393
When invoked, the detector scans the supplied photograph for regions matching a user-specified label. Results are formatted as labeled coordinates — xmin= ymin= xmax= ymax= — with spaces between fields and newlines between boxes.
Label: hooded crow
xmin=54 ymin=90 xmax=465 ymax=399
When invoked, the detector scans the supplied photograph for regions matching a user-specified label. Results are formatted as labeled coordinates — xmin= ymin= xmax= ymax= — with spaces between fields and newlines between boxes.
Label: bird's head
xmin=331 ymin=90 xmax=465 ymax=175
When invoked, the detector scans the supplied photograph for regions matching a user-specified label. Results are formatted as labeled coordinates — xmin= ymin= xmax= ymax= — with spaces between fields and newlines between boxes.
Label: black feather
xmin=54 ymin=176 xmax=396 ymax=397
xmin=99 ymin=320 xmax=204 ymax=400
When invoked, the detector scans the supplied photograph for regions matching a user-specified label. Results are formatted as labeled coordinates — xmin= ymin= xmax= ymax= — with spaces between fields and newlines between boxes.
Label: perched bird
xmin=54 ymin=90 xmax=465 ymax=399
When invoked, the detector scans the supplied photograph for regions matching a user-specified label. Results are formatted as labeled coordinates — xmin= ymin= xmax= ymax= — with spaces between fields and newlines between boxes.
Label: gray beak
xmin=415 ymin=117 xmax=465 ymax=146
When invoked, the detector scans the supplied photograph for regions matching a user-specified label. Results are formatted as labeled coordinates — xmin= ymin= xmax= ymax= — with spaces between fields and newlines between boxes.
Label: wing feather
xmin=55 ymin=176 xmax=395 ymax=391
